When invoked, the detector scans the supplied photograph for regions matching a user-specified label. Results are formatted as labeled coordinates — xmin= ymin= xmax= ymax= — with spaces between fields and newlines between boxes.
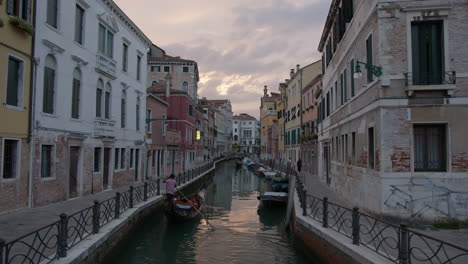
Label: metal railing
xmin=260 ymin=158 xmax=468 ymax=264
xmin=404 ymin=71 xmax=456 ymax=86
xmin=0 ymin=157 xmax=223 ymax=264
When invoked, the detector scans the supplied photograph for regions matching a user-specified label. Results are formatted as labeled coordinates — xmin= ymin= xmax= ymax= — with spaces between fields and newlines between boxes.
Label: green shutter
xmin=366 ymin=35 xmax=373 ymax=83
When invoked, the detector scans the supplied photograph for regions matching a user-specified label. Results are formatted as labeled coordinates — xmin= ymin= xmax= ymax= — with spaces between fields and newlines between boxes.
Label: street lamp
xmin=354 ymin=60 xmax=382 ymax=79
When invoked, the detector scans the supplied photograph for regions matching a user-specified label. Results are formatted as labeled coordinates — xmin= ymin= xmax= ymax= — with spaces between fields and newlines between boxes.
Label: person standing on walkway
xmin=297 ymin=158 xmax=302 ymax=172
xmin=163 ymin=174 xmax=177 ymax=202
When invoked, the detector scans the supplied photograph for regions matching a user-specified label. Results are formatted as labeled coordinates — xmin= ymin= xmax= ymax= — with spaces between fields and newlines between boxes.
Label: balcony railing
xmin=405 ymin=71 xmax=456 ymax=86
xmin=96 ymin=54 xmax=117 ymax=77
xmin=94 ymin=119 xmax=116 ymax=138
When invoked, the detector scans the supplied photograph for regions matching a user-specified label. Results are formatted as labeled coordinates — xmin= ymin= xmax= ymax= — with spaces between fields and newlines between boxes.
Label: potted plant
xmin=9 ymin=16 xmax=34 ymax=35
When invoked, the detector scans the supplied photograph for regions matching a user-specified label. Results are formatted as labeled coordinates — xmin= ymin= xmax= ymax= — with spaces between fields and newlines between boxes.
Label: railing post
xmin=302 ymin=190 xmax=307 ymax=216
xmin=92 ymin=200 xmax=100 ymax=234
xmin=144 ymin=182 xmax=148 ymax=201
xmin=58 ymin=213 xmax=68 ymax=258
xmin=115 ymin=192 xmax=121 ymax=219
xmin=129 ymin=186 xmax=134 ymax=208
xmin=322 ymin=197 xmax=328 ymax=228
xmin=399 ymin=223 xmax=410 ymax=264
xmin=0 ymin=238 xmax=5 ymax=264
xmin=352 ymin=207 xmax=360 ymax=245
xmin=157 ymin=178 xmax=160 ymax=195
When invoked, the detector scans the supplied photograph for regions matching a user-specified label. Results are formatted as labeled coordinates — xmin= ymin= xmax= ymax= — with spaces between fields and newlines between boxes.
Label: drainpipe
xmin=28 ymin=2 xmax=38 ymax=208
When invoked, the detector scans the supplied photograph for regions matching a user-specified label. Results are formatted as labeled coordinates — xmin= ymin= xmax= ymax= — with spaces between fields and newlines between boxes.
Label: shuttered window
xmin=96 ymin=79 xmax=103 ymax=117
xmin=414 ymin=125 xmax=446 ymax=171
xmin=2 ymin=140 xmax=19 ymax=179
xmin=74 ymin=5 xmax=84 ymax=44
xmin=366 ymin=35 xmax=374 ymax=83
xmin=7 ymin=0 xmax=30 ymax=20
xmin=71 ymin=68 xmax=81 ymax=119
xmin=411 ymin=21 xmax=444 ymax=85
xmin=104 ymin=83 xmax=111 ymax=119
xmin=43 ymin=55 xmax=56 ymax=114
xmin=47 ymin=0 xmax=58 ymax=28
xmin=6 ymin=57 xmax=22 ymax=107
xmin=41 ymin=145 xmax=53 ymax=178
xmin=98 ymin=24 xmax=114 ymax=58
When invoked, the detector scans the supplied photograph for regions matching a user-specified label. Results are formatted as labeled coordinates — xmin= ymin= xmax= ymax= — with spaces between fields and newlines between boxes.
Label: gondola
xmin=167 ymin=194 xmax=204 ymax=223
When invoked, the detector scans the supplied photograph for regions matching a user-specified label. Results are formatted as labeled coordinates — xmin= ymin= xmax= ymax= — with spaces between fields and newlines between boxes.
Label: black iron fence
xmin=260 ymin=158 xmax=468 ymax=264
xmin=0 ymin=157 xmax=223 ymax=264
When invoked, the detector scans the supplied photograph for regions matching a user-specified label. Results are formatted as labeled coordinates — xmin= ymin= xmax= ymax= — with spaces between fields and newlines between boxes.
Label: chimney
xmin=263 ymin=85 xmax=268 ymax=96
xmin=290 ymin=69 xmax=295 ymax=78
xmin=166 ymin=80 xmax=170 ymax=98
xmin=296 ymin=64 xmax=300 ymax=71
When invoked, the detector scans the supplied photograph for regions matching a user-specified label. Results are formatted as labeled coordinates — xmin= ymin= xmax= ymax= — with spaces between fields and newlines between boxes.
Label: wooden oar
xmin=177 ymin=190 xmax=216 ymax=229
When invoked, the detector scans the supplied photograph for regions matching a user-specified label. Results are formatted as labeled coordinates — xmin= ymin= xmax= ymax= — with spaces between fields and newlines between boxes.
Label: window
xmin=96 ymin=79 xmax=103 ymax=117
xmin=94 ymin=147 xmax=101 ymax=172
xmin=6 ymin=0 xmax=31 ymax=21
xmin=130 ymin=148 xmax=134 ymax=168
xmin=98 ymin=24 xmax=113 ymax=58
xmin=352 ymin=132 xmax=356 ymax=165
xmin=120 ymin=148 xmax=126 ymax=170
xmin=162 ymin=115 xmax=166 ymax=136
xmin=146 ymin=109 xmax=152 ymax=133
xmin=152 ymin=150 xmax=156 ymax=168
xmin=70 ymin=68 xmax=82 ymax=119
xmin=411 ymin=21 xmax=444 ymax=85
xmin=43 ymin=55 xmax=56 ymax=114
xmin=137 ymin=55 xmax=141 ymax=81
xmin=345 ymin=134 xmax=348 ymax=164
xmin=343 ymin=69 xmax=348 ymax=102
xmin=340 ymin=73 xmax=344 ymax=105
xmin=114 ymin=148 xmax=120 ymax=170
xmin=74 ymin=5 xmax=84 ymax=44
xmin=41 ymin=145 xmax=53 ymax=178
xmin=183 ymin=66 xmax=189 ymax=72
xmin=136 ymin=97 xmax=140 ymax=131
xmin=366 ymin=34 xmax=373 ymax=83
xmin=46 ymin=0 xmax=58 ymax=28
xmin=151 ymin=66 xmax=160 ymax=72
xmin=121 ymin=90 xmax=126 ymax=128
xmin=414 ymin=124 xmax=446 ymax=171
xmin=188 ymin=105 xmax=193 ymax=116
xmin=243 ymin=130 xmax=252 ymax=138
xmin=2 ymin=139 xmax=19 ymax=179
xmin=182 ymin=82 xmax=188 ymax=92
xmin=6 ymin=56 xmax=24 ymax=107
xmin=350 ymin=59 xmax=355 ymax=97
xmin=122 ymin=43 xmax=128 ymax=72
xmin=326 ymin=92 xmax=330 ymax=117
xmin=368 ymin=127 xmax=375 ymax=169
xmin=341 ymin=135 xmax=345 ymax=162
xmin=343 ymin=0 xmax=354 ymax=23
xmin=104 ymin=83 xmax=111 ymax=119
xmin=163 ymin=66 xmax=170 ymax=72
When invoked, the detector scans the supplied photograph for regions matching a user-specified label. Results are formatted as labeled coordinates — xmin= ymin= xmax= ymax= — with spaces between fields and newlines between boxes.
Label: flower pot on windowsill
xmin=9 ymin=16 xmax=34 ymax=35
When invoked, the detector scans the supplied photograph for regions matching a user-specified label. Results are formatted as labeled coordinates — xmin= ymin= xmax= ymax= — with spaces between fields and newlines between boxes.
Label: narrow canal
xmin=106 ymin=161 xmax=319 ymax=264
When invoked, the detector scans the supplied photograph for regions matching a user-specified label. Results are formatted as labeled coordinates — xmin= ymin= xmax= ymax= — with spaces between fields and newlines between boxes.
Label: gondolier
xmin=163 ymin=174 xmax=177 ymax=201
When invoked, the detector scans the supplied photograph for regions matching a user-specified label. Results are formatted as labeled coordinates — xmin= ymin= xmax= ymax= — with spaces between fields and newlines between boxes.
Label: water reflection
xmin=106 ymin=161 xmax=318 ymax=264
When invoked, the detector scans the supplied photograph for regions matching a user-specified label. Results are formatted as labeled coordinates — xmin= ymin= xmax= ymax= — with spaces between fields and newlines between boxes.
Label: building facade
xmin=31 ymin=0 xmax=151 ymax=206
xmin=317 ymin=0 xmax=468 ymax=221
xmin=201 ymin=99 xmax=233 ymax=156
xmin=259 ymin=86 xmax=279 ymax=159
xmin=0 ymin=0 xmax=35 ymax=212
xmin=233 ymin=113 xmax=260 ymax=154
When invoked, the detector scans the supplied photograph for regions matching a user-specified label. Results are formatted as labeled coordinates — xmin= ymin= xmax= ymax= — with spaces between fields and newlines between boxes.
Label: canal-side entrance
xmin=104 ymin=161 xmax=320 ymax=264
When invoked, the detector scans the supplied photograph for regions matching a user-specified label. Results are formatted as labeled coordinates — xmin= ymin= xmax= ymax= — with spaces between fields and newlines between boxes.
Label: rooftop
xmin=234 ymin=113 xmax=257 ymax=121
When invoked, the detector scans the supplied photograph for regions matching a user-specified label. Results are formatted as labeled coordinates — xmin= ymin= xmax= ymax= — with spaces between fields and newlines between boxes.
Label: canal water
xmin=106 ymin=161 xmax=320 ymax=264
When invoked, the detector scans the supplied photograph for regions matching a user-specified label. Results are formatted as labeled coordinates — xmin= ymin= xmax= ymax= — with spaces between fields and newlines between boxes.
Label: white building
xmin=31 ymin=0 xmax=151 ymax=206
xmin=233 ymin=114 xmax=260 ymax=154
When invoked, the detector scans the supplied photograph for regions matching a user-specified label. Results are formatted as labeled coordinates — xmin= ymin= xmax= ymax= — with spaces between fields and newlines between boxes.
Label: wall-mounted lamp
xmin=354 ymin=60 xmax=382 ymax=79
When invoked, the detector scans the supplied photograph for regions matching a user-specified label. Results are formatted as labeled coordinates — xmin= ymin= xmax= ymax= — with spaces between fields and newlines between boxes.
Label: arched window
xmin=121 ymin=90 xmax=126 ymax=128
xmin=96 ymin=79 xmax=103 ymax=117
xmin=105 ymin=82 xmax=111 ymax=119
xmin=182 ymin=81 xmax=188 ymax=92
xmin=136 ymin=97 xmax=140 ymax=131
xmin=43 ymin=55 xmax=57 ymax=114
xmin=71 ymin=68 xmax=81 ymax=119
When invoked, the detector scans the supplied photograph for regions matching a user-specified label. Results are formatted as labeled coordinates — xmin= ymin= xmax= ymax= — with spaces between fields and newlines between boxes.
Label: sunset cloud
xmin=115 ymin=0 xmax=330 ymax=118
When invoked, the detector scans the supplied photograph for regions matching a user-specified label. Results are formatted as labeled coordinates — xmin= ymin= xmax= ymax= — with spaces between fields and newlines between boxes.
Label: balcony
xmin=405 ymin=71 xmax=456 ymax=96
xmin=94 ymin=119 xmax=116 ymax=138
xmin=96 ymin=54 xmax=117 ymax=78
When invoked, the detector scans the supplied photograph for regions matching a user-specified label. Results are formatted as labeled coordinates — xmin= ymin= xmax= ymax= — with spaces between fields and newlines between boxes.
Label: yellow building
xmin=259 ymin=85 xmax=279 ymax=159
xmin=0 ymin=0 xmax=35 ymax=212
xmin=275 ymin=83 xmax=287 ymax=160
xmin=284 ymin=61 xmax=321 ymax=164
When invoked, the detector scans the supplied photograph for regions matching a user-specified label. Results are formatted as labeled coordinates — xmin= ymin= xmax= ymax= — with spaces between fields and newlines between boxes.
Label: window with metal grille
xmin=114 ymin=148 xmax=120 ymax=170
xmin=94 ymin=147 xmax=101 ymax=172
xmin=414 ymin=124 xmax=446 ymax=171
xmin=41 ymin=145 xmax=53 ymax=178
xmin=121 ymin=148 xmax=126 ymax=170
xmin=2 ymin=140 xmax=19 ymax=179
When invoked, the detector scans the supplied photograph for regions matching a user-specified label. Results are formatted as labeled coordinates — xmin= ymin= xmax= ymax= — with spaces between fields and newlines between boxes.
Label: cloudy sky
xmin=115 ymin=0 xmax=330 ymax=118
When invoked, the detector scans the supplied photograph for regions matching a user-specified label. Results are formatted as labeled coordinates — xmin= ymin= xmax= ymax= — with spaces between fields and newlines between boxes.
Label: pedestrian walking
xmin=297 ymin=158 xmax=302 ymax=172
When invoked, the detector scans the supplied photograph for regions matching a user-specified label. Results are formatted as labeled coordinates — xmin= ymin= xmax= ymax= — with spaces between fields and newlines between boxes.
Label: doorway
xmin=103 ymin=148 xmax=111 ymax=190
xmin=69 ymin=147 xmax=80 ymax=199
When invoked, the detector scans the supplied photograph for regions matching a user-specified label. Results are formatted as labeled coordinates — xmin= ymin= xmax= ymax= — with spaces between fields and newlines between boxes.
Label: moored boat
xmin=257 ymin=192 xmax=288 ymax=207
